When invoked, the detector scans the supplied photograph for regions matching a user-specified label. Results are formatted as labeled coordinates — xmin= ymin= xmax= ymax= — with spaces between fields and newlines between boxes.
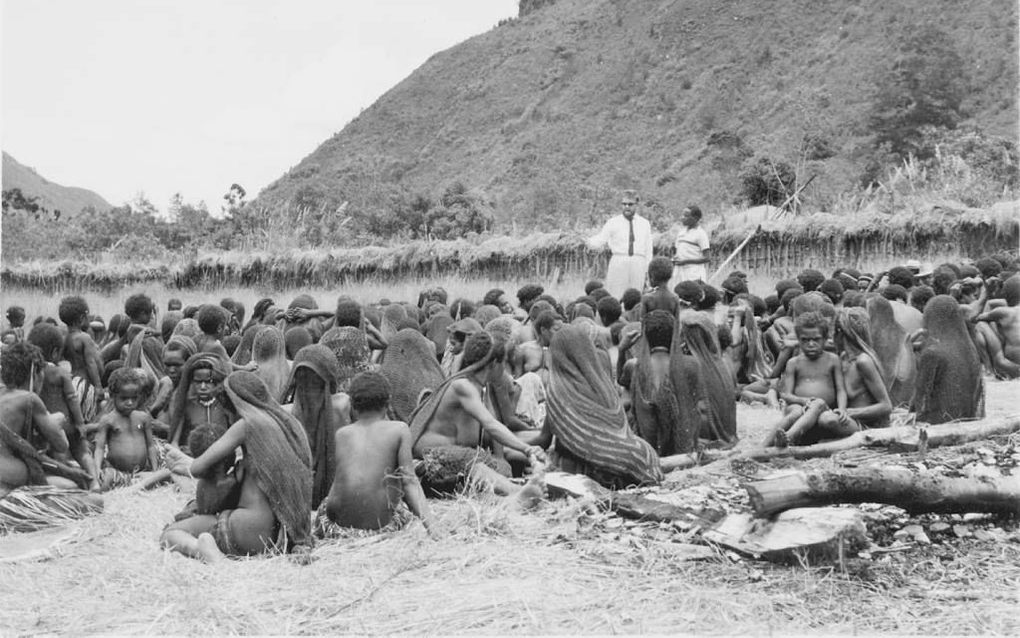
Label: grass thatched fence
xmin=4 ymin=202 xmax=1016 ymax=292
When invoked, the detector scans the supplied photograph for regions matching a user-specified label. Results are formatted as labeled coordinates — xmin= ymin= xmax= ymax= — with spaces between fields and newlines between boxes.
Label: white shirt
xmin=674 ymin=225 xmax=710 ymax=261
xmin=587 ymin=214 xmax=653 ymax=259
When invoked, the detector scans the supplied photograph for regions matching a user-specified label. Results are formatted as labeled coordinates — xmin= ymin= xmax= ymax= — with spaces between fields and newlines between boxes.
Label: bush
xmin=426 ymin=182 xmax=494 ymax=239
xmin=739 ymin=156 xmax=798 ymax=206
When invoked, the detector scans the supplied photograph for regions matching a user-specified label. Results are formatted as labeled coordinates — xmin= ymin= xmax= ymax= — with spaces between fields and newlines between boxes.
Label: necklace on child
xmin=198 ymin=396 xmax=218 ymax=423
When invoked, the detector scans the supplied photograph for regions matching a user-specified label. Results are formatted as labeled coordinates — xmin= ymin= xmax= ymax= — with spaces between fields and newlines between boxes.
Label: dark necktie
xmin=628 ymin=217 xmax=635 ymax=256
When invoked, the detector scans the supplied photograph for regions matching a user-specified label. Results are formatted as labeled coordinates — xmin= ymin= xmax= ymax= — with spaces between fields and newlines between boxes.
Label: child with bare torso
xmin=763 ymin=312 xmax=849 ymax=447
xmin=641 ymin=257 xmax=681 ymax=317
xmin=0 ymin=343 xmax=70 ymax=496
xmin=59 ymin=296 xmax=106 ymax=415
xmin=27 ymin=323 xmax=100 ymax=490
xmin=973 ymin=275 xmax=1020 ymax=379
xmin=316 ymin=372 xmax=433 ymax=535
xmin=834 ymin=308 xmax=892 ymax=429
xmin=93 ymin=368 xmax=159 ymax=485
xmin=170 ymin=356 xmax=235 ymax=450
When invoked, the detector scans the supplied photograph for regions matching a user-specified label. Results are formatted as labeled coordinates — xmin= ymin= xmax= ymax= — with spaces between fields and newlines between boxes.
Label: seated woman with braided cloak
xmin=160 ymin=371 xmax=313 ymax=563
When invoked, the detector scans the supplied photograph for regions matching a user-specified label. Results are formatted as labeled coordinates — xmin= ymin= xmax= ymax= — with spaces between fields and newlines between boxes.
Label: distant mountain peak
xmin=2 ymin=151 xmax=112 ymax=216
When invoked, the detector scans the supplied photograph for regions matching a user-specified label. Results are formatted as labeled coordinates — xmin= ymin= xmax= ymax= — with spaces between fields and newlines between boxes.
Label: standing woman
xmin=669 ymin=205 xmax=711 ymax=290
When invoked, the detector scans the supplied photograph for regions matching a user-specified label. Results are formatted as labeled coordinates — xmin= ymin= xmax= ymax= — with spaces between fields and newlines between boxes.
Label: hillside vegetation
xmin=3 ymin=0 xmax=1016 ymax=274
xmin=252 ymin=0 xmax=1018 ymax=231
xmin=2 ymin=152 xmax=111 ymax=218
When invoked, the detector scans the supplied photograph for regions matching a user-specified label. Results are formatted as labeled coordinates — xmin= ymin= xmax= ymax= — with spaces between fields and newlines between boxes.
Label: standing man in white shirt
xmin=587 ymin=190 xmax=653 ymax=298
xmin=670 ymin=205 xmax=710 ymax=289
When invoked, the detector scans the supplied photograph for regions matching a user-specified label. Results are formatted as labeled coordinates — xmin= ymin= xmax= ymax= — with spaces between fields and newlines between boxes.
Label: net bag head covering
xmin=224 ymin=370 xmax=312 ymax=550
xmin=320 ymin=326 xmax=372 ymax=391
xmin=914 ymin=295 xmax=983 ymax=424
xmin=380 ymin=328 xmax=445 ymax=422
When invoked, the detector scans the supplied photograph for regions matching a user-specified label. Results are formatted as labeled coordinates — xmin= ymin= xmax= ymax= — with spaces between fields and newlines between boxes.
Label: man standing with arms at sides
xmin=587 ymin=190 xmax=653 ymax=298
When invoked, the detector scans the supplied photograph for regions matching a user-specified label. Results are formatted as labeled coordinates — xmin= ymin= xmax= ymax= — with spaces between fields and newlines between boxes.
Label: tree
xmin=2 ymin=188 xmax=41 ymax=214
xmin=222 ymin=183 xmax=247 ymax=216
xmin=868 ymin=27 xmax=968 ymax=160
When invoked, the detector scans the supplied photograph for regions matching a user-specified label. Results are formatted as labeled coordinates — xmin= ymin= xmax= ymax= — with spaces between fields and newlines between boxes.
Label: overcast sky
xmin=2 ymin=0 xmax=517 ymax=214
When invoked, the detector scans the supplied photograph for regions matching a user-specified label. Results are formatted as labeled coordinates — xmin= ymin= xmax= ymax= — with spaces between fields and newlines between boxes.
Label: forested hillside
xmin=253 ymin=0 xmax=1018 ymax=233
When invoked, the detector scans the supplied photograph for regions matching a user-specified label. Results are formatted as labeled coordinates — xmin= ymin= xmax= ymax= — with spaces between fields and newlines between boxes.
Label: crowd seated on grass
xmin=1 ymin=251 xmax=1018 ymax=563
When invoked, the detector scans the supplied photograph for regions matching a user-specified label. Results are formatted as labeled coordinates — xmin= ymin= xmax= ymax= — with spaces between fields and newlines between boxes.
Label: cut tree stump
xmin=746 ymin=467 xmax=1020 ymax=517
xmin=702 ymin=507 xmax=867 ymax=564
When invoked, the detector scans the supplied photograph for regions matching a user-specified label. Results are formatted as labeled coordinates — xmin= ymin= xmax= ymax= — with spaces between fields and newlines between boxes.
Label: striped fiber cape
xmin=546 ymin=325 xmax=663 ymax=488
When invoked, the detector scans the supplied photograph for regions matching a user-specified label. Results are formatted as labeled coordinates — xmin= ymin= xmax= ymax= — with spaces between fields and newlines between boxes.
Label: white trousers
xmin=605 ymin=255 xmax=648 ymax=297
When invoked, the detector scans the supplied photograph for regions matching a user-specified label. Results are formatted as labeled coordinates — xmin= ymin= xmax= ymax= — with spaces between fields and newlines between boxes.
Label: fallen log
xmin=702 ymin=507 xmax=866 ymax=564
xmin=746 ymin=467 xmax=1020 ymax=517
xmin=736 ymin=414 xmax=1020 ymax=463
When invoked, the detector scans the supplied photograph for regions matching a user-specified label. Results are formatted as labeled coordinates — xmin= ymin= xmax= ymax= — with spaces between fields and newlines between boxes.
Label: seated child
xmin=314 ymin=372 xmax=434 ymax=537
xmin=169 ymin=353 xmax=235 ymax=450
xmin=763 ymin=312 xmax=851 ymax=447
xmin=4 ymin=306 xmax=26 ymax=343
xmin=973 ymin=275 xmax=1020 ymax=379
xmin=195 ymin=305 xmax=232 ymax=359
xmin=188 ymin=425 xmax=240 ymax=515
xmin=27 ymin=323 xmax=100 ymax=490
xmin=833 ymin=308 xmax=892 ymax=428
xmin=92 ymin=368 xmax=159 ymax=489
xmin=641 ymin=257 xmax=681 ymax=317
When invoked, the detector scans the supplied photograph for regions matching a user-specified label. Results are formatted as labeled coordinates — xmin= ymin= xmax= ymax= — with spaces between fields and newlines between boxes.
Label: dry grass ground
xmin=1 ymin=380 xmax=1018 ymax=635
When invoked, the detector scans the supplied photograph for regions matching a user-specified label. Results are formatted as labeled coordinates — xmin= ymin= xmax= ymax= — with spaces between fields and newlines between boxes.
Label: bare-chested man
xmin=0 ymin=343 xmax=70 ymax=497
xmin=409 ymin=332 xmax=546 ymax=501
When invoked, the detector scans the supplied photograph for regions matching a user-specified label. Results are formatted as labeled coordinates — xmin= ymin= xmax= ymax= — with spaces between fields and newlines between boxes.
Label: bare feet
xmin=196 ymin=533 xmax=225 ymax=564
xmin=516 ymin=474 xmax=546 ymax=511
xmin=774 ymin=430 xmax=789 ymax=449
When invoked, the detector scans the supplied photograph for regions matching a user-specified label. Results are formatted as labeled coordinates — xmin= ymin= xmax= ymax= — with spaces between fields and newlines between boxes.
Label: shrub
xmin=739 ymin=156 xmax=798 ymax=206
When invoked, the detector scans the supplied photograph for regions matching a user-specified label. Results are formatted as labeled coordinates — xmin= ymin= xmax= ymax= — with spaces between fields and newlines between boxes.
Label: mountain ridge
xmin=2 ymin=151 xmax=112 ymax=216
